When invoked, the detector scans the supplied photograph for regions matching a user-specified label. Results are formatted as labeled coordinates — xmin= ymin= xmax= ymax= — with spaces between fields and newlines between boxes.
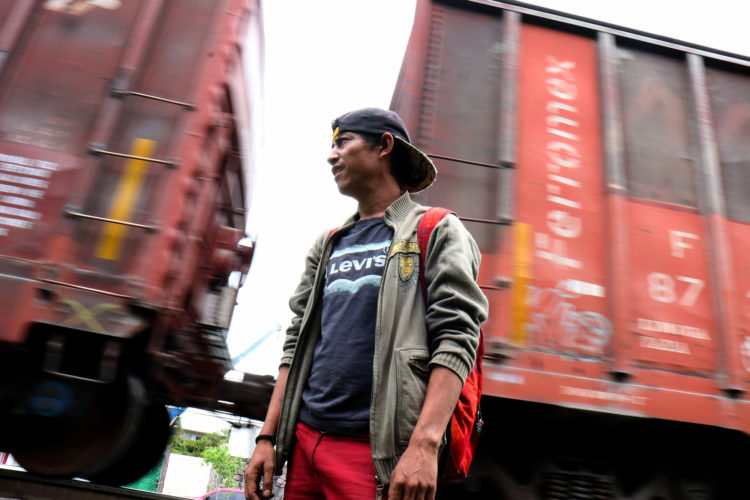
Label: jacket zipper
xmin=276 ymin=225 xmax=348 ymax=470
xmin=375 ymin=475 xmax=386 ymax=499
xmin=370 ymin=220 xmax=396 ymax=438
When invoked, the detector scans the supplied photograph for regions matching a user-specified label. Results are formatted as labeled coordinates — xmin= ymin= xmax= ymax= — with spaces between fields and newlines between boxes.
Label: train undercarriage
xmin=438 ymin=398 xmax=750 ymax=500
xmin=0 ymin=314 xmax=273 ymax=486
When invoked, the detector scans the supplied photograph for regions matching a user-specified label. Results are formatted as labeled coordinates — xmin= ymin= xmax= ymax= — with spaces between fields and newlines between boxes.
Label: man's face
xmin=327 ymin=131 xmax=387 ymax=198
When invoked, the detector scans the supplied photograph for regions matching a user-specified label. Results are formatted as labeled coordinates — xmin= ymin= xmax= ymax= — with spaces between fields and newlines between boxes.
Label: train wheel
xmin=11 ymin=376 xmax=142 ymax=478
xmin=83 ymin=400 xmax=171 ymax=486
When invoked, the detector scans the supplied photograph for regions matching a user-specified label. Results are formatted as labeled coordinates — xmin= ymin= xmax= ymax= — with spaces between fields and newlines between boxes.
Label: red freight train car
xmin=393 ymin=1 xmax=750 ymax=498
xmin=0 ymin=0 xmax=270 ymax=486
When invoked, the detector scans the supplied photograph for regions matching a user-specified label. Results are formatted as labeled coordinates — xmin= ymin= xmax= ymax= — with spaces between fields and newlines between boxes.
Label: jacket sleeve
xmin=423 ymin=214 xmax=489 ymax=382
xmin=279 ymin=230 xmax=328 ymax=367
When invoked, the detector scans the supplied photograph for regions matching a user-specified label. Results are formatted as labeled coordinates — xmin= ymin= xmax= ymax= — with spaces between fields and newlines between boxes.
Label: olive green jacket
xmin=274 ymin=193 xmax=488 ymax=485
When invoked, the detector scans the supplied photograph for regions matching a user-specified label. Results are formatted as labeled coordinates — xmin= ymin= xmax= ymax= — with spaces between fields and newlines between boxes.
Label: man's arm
xmin=423 ymin=214 xmax=487 ymax=382
xmin=244 ymin=230 xmax=329 ymax=500
xmin=389 ymin=215 xmax=489 ymax=500
xmin=388 ymin=366 xmax=462 ymax=500
xmin=244 ymin=365 xmax=289 ymax=500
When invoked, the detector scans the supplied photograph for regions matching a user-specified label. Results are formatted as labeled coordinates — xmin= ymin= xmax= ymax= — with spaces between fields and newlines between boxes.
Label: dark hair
xmin=357 ymin=132 xmax=418 ymax=190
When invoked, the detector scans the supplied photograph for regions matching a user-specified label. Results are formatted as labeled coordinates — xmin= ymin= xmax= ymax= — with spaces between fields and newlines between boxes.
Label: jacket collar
xmin=384 ymin=192 xmax=416 ymax=224
xmin=341 ymin=192 xmax=417 ymax=228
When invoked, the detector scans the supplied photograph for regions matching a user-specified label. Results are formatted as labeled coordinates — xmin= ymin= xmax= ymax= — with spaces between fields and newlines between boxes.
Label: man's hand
xmin=388 ymin=366 xmax=463 ymax=500
xmin=388 ymin=439 xmax=439 ymax=500
xmin=244 ymin=366 xmax=288 ymax=500
xmin=243 ymin=440 xmax=275 ymax=500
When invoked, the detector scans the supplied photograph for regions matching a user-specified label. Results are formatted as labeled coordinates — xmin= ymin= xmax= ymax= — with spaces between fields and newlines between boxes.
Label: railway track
xmin=0 ymin=468 xmax=188 ymax=500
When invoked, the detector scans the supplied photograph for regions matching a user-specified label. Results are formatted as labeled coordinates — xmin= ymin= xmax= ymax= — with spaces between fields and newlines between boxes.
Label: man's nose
xmin=327 ymin=149 xmax=339 ymax=166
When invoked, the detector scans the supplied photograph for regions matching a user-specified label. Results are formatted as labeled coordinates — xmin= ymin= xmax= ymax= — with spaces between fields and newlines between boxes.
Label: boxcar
xmin=0 ymin=0 xmax=269 ymax=485
xmin=393 ymin=0 xmax=750 ymax=498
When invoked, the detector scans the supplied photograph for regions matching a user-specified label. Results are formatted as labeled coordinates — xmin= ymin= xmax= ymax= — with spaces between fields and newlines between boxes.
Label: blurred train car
xmin=0 ymin=0 xmax=270 ymax=486
xmin=393 ymin=1 xmax=750 ymax=498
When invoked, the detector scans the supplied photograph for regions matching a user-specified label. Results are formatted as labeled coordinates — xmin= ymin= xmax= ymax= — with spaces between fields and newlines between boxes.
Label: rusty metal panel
xmin=0 ymin=2 xmax=145 ymax=263
xmin=0 ymin=2 xmax=148 ymax=270
xmin=0 ymin=1 xmax=228 ymax=276
xmin=413 ymin=4 xmax=503 ymax=162
xmin=0 ymin=2 xmax=14 ymax=27
xmin=411 ymin=3 xmax=503 ymax=239
xmin=627 ymin=203 xmax=717 ymax=373
xmin=0 ymin=0 xmax=255 ymax=327
xmin=398 ymin=2 xmax=508 ymax=343
xmin=0 ymin=2 xmax=145 ymax=155
xmin=617 ymin=47 xmax=697 ymax=207
xmin=390 ymin=0 xmax=433 ymax=137
xmin=729 ymin=221 xmax=750 ymax=376
xmin=79 ymin=0 xmax=224 ymax=271
xmin=706 ymin=66 xmax=750 ymax=224
xmin=688 ymin=55 xmax=743 ymax=392
xmin=619 ymin=50 xmax=718 ymax=375
xmin=598 ymin=33 xmax=633 ymax=379
xmin=706 ymin=66 xmax=750 ymax=383
xmin=0 ymin=1 xmax=36 ymax=76
xmin=513 ymin=24 xmax=609 ymax=357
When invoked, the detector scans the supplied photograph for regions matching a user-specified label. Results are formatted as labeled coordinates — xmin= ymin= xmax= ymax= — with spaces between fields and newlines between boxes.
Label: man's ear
xmin=379 ymin=133 xmax=395 ymax=158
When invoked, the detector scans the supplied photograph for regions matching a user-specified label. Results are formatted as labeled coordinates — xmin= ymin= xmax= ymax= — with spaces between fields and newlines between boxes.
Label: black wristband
xmin=255 ymin=434 xmax=276 ymax=446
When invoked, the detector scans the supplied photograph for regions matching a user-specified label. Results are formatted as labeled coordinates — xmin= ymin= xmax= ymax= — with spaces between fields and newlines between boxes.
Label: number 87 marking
xmin=647 ymin=273 xmax=705 ymax=307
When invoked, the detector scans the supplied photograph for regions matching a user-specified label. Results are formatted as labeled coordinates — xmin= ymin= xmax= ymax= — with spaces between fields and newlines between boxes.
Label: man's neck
xmin=357 ymin=188 xmax=403 ymax=220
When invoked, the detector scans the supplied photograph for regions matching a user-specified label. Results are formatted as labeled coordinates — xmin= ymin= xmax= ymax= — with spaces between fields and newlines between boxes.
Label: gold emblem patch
xmin=399 ymin=254 xmax=416 ymax=281
xmin=389 ymin=241 xmax=419 ymax=256
xmin=390 ymin=241 xmax=420 ymax=282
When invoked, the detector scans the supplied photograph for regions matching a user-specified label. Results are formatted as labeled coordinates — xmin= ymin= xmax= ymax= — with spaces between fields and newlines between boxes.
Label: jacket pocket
xmin=395 ymin=347 xmax=430 ymax=445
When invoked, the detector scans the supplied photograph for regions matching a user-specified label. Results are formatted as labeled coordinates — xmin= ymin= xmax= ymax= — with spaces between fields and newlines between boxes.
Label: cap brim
xmin=394 ymin=137 xmax=437 ymax=193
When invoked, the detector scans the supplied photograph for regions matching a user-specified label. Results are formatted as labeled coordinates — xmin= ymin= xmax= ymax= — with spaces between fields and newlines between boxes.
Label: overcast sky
xmin=227 ymin=1 xmax=416 ymax=374
xmin=228 ymin=0 xmax=750 ymax=376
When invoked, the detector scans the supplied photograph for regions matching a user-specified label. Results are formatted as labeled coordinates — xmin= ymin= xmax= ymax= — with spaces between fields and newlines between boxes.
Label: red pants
xmin=285 ymin=421 xmax=387 ymax=500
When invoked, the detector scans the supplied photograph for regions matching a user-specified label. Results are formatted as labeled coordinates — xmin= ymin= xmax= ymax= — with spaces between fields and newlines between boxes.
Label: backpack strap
xmin=418 ymin=207 xmax=455 ymax=302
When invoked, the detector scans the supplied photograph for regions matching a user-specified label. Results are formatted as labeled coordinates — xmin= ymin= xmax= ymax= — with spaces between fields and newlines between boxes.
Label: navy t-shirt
xmin=298 ymin=217 xmax=392 ymax=434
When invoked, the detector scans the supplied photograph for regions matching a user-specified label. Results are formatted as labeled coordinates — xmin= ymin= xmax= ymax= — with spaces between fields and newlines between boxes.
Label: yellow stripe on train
xmin=510 ymin=222 xmax=532 ymax=345
xmin=95 ymin=138 xmax=155 ymax=260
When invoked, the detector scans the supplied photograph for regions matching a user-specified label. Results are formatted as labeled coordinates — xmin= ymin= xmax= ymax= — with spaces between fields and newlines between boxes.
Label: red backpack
xmin=417 ymin=207 xmax=484 ymax=483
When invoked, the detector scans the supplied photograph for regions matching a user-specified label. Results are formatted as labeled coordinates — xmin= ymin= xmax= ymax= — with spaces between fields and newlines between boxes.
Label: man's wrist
xmin=255 ymin=434 xmax=276 ymax=446
xmin=408 ymin=428 xmax=442 ymax=453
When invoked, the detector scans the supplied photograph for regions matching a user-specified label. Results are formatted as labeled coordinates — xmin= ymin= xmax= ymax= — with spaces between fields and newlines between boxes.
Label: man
xmin=244 ymin=108 xmax=488 ymax=500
